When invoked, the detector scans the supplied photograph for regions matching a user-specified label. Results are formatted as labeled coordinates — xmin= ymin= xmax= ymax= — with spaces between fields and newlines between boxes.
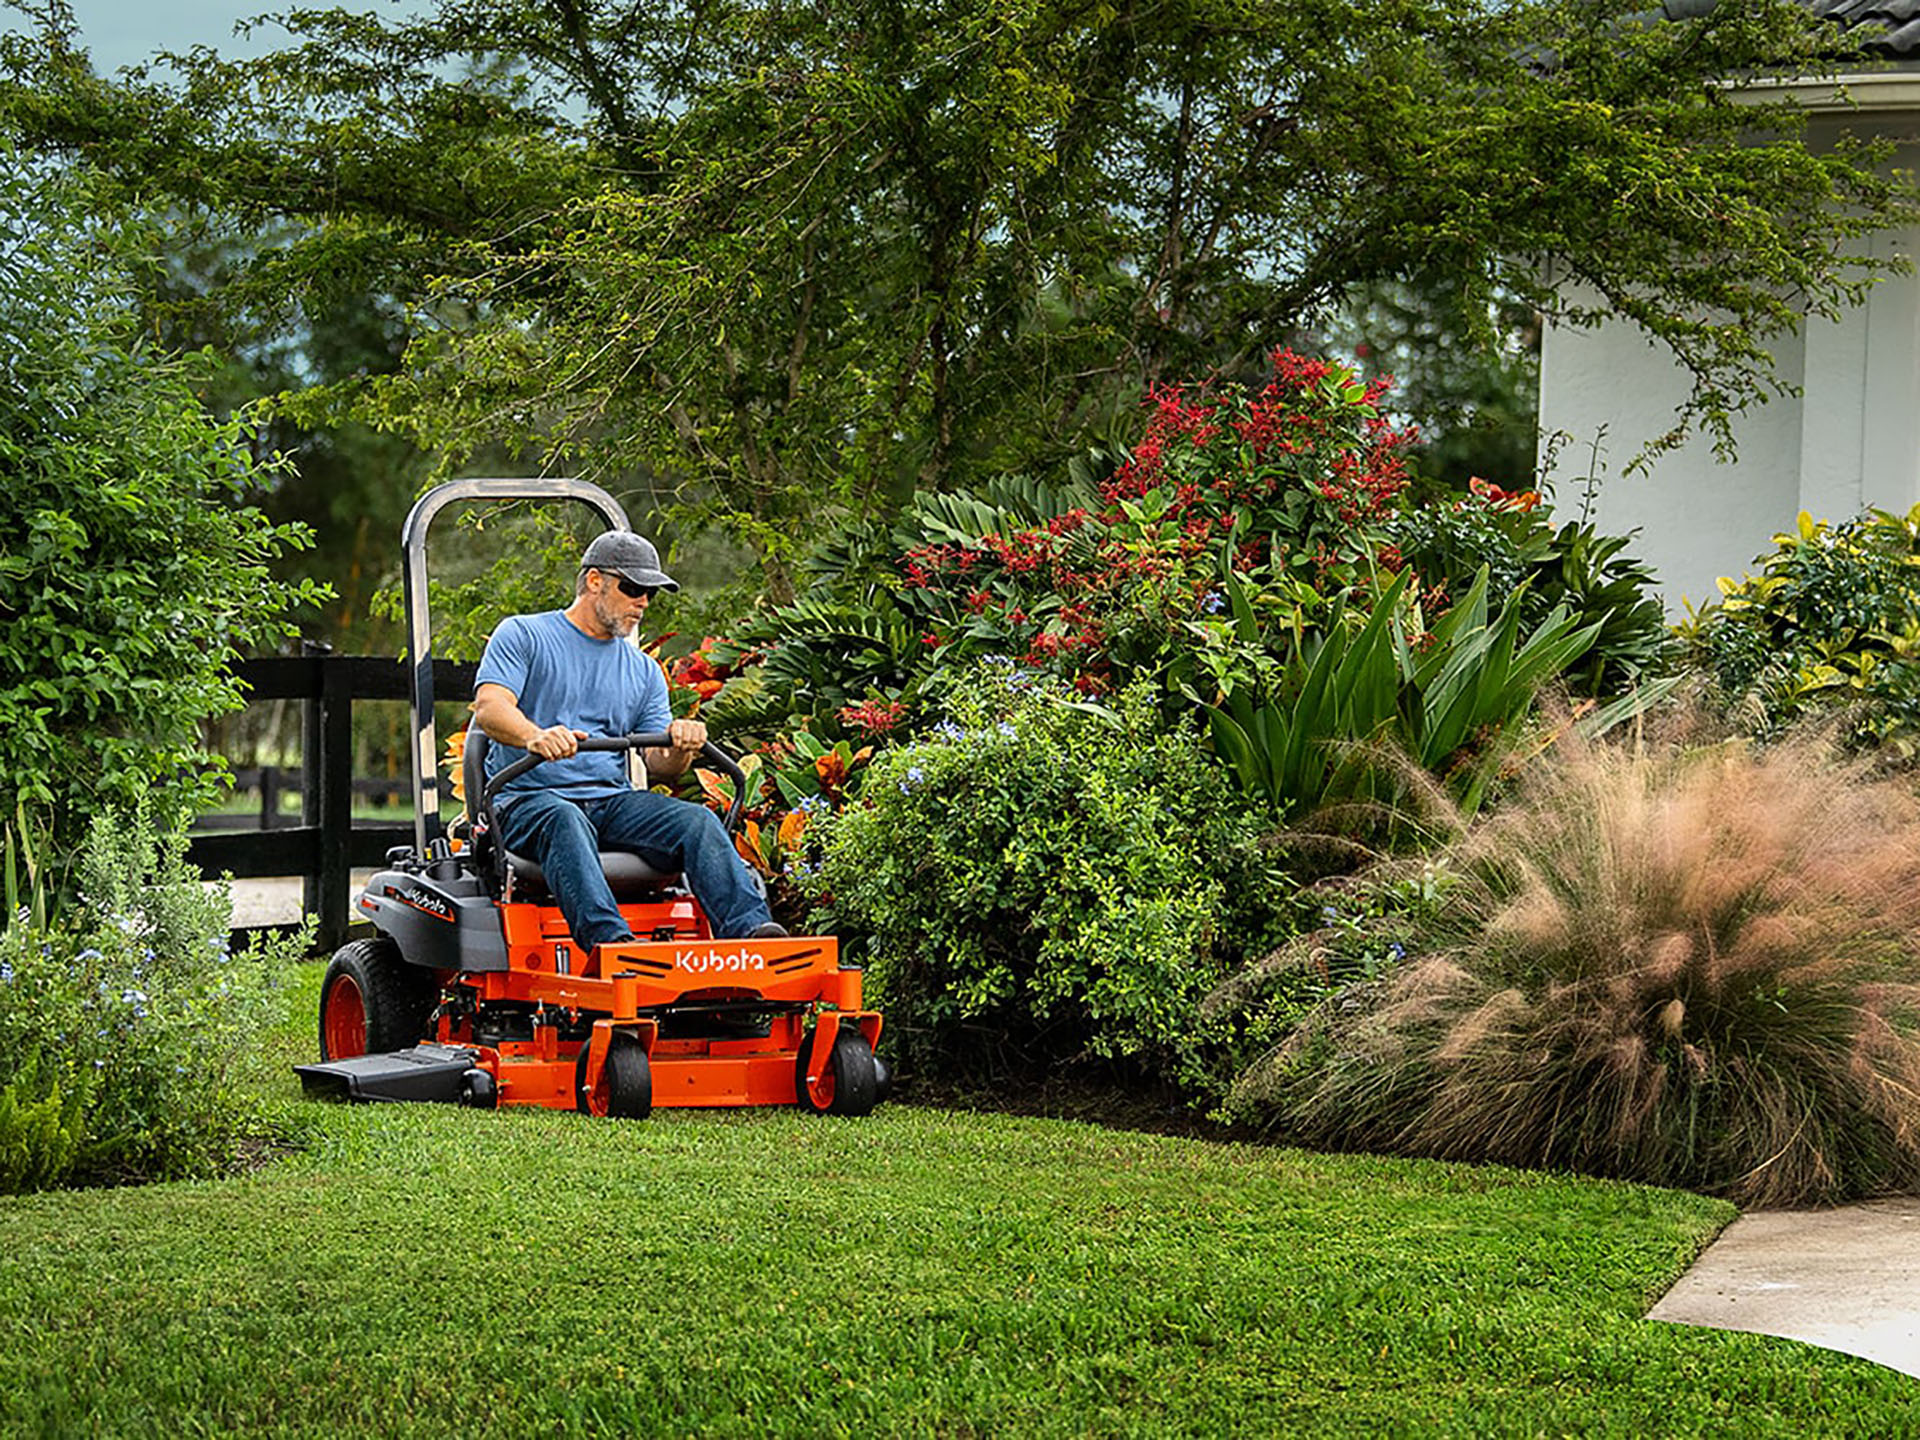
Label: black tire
xmin=576 ymin=1034 xmax=652 ymax=1120
xmin=795 ymin=1027 xmax=879 ymax=1117
xmin=318 ymin=936 xmax=440 ymax=1060
xmin=459 ymin=1068 xmax=498 ymax=1109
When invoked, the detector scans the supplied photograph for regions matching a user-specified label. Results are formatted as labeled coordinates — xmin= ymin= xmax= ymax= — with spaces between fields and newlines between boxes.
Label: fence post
xmin=299 ymin=642 xmax=351 ymax=953
xmin=300 ymin=643 xmax=326 ymax=926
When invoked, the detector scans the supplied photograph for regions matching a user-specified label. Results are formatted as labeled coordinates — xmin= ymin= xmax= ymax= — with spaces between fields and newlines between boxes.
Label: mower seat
xmin=464 ymin=726 xmax=682 ymax=899
xmin=504 ymin=848 xmax=678 ymax=901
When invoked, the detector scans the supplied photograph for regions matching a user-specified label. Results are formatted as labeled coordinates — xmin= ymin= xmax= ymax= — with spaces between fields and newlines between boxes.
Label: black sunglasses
xmin=600 ymin=572 xmax=659 ymax=600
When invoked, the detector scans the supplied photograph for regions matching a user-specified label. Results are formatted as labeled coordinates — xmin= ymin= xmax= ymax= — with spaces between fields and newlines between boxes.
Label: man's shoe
xmin=748 ymin=921 xmax=789 ymax=940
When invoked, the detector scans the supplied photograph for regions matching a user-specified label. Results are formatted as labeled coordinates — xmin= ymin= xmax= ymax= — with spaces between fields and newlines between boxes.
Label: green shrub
xmin=1682 ymin=505 xmax=1920 ymax=758
xmin=1190 ymin=563 xmax=1654 ymax=825
xmin=0 ymin=156 xmax=325 ymax=877
xmin=803 ymin=669 xmax=1286 ymax=1094
xmin=1386 ymin=490 xmax=1672 ymax=695
xmin=1224 ymin=714 xmax=1920 ymax=1207
xmin=0 ymin=806 xmax=298 ymax=1192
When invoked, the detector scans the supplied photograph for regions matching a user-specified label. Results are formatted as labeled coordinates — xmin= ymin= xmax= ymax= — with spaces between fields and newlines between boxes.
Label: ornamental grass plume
xmin=1229 ymin=711 xmax=1920 ymax=1207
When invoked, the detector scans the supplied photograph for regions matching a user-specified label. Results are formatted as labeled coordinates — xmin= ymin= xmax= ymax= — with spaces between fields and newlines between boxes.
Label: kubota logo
xmin=395 ymin=886 xmax=454 ymax=922
xmin=673 ymin=946 xmax=768 ymax=975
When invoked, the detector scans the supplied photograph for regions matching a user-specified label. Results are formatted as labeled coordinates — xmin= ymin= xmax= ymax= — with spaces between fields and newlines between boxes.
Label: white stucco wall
xmin=1536 ymin=86 xmax=1920 ymax=615
xmin=1538 ymin=291 xmax=1807 ymax=616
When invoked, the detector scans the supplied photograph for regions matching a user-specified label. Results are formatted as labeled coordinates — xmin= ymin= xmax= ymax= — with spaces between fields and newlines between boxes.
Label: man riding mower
xmin=295 ymin=477 xmax=888 ymax=1118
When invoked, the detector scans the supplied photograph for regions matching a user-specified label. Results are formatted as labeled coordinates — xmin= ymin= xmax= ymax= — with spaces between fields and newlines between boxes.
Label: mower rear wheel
xmin=318 ymin=937 xmax=440 ymax=1060
xmin=576 ymin=1034 xmax=652 ymax=1120
xmin=796 ymin=1027 xmax=879 ymax=1117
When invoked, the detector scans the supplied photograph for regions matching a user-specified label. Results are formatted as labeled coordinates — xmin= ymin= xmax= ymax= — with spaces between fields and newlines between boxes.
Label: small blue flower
xmin=996 ymin=722 xmax=1016 ymax=739
xmin=901 ymin=766 xmax=926 ymax=793
xmin=798 ymin=794 xmax=830 ymax=814
xmin=1321 ymin=906 xmax=1340 ymax=925
xmin=0 ymin=962 xmax=12 ymax=984
xmin=1389 ymin=942 xmax=1407 ymax=961
xmin=1203 ymin=591 xmax=1225 ymax=614
xmin=936 ymin=721 xmax=965 ymax=741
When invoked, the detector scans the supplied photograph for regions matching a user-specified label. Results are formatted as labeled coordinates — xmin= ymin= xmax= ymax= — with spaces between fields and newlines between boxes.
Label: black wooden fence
xmin=186 ymin=653 xmax=478 ymax=952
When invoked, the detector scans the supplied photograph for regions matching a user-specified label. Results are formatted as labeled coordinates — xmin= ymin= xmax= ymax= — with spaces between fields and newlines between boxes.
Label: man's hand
xmin=644 ymin=717 xmax=708 ymax=780
xmin=527 ymin=724 xmax=586 ymax=760
xmin=667 ymin=718 xmax=708 ymax=758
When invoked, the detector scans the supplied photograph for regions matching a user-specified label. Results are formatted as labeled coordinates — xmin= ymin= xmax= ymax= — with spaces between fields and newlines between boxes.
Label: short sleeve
xmin=474 ymin=617 xmax=532 ymax=699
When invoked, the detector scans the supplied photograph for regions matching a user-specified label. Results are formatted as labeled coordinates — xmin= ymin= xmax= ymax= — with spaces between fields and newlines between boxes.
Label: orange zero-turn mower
xmin=293 ymin=477 xmax=888 ymax=1119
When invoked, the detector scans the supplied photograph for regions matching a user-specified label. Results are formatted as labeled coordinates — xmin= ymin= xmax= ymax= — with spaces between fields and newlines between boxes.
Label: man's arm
xmin=472 ymin=683 xmax=583 ymax=760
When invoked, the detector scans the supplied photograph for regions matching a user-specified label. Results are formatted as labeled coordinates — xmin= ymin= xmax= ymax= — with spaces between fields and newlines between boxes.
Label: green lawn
xmin=0 ymin=964 xmax=1910 ymax=1437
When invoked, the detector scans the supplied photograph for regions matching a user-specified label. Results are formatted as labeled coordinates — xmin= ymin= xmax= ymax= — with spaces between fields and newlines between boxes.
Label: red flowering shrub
xmin=707 ymin=345 xmax=1662 ymax=816
xmin=890 ymin=348 xmax=1419 ymax=696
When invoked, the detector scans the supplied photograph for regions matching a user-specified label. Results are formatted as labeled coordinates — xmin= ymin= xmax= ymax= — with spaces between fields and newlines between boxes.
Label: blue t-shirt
xmin=473 ymin=610 xmax=673 ymax=809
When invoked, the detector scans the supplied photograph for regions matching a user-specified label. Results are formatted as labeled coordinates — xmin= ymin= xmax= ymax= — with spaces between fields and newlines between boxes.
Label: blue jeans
xmin=497 ymin=789 xmax=772 ymax=948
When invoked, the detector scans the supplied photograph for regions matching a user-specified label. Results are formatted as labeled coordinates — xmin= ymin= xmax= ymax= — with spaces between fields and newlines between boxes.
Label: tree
xmin=1 ymin=0 xmax=1908 ymax=596
xmin=0 ymin=152 xmax=325 ymax=869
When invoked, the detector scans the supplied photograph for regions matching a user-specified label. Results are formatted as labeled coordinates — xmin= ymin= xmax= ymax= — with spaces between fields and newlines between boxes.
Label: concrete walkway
xmin=1648 ymin=1199 xmax=1920 ymax=1378
xmin=220 ymin=873 xmax=376 ymax=930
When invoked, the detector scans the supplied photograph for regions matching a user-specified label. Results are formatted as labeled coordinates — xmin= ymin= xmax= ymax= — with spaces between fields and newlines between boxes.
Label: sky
xmin=1 ymin=1 xmax=423 ymax=75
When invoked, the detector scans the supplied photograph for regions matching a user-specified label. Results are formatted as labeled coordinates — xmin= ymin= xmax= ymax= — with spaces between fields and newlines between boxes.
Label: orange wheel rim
xmin=579 ymin=1051 xmax=611 ymax=1116
xmin=808 ymin=1059 xmax=836 ymax=1110
xmin=323 ymin=974 xmax=367 ymax=1058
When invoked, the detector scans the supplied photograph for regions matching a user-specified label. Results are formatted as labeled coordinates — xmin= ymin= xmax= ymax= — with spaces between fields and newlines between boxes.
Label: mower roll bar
xmin=484 ymin=735 xmax=749 ymax=835
xmin=400 ymin=478 xmax=632 ymax=855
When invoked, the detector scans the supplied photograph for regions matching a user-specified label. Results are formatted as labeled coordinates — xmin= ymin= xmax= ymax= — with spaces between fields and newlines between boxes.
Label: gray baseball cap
xmin=579 ymin=530 xmax=679 ymax=592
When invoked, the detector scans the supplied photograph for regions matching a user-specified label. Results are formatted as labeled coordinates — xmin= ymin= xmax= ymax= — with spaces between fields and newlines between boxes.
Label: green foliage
xmin=1228 ymin=716 xmax=1920 ymax=1207
xmin=0 ymin=1059 xmax=81 ymax=1194
xmin=1329 ymin=277 xmax=1543 ymax=490
xmin=723 ymin=351 xmax=1422 ymax=737
xmin=1386 ymin=493 xmax=1674 ymax=695
xmin=804 ymin=669 xmax=1285 ymax=1092
xmin=1194 ymin=563 xmax=1656 ymax=823
xmin=1 ymin=805 xmax=49 ymax=935
xmin=0 ymin=156 xmax=326 ymax=871
xmin=0 ymin=805 xmax=299 ymax=1192
xmin=720 ymin=355 xmax=1667 ymax=852
xmin=1681 ymin=505 xmax=1920 ymax=758
xmin=368 ymin=500 xmax=606 ymax=663
xmin=3 ymin=0 xmax=1910 ymax=589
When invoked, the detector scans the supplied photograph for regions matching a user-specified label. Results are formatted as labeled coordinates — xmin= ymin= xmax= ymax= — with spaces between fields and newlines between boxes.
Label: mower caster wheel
xmin=796 ymin=1027 xmax=879 ymax=1117
xmin=576 ymin=1034 xmax=652 ymax=1120
xmin=459 ymin=1068 xmax=498 ymax=1109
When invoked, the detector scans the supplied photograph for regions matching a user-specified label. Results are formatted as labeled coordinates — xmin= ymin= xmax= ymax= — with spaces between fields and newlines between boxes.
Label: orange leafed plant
xmin=444 ymin=729 xmax=468 ymax=803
